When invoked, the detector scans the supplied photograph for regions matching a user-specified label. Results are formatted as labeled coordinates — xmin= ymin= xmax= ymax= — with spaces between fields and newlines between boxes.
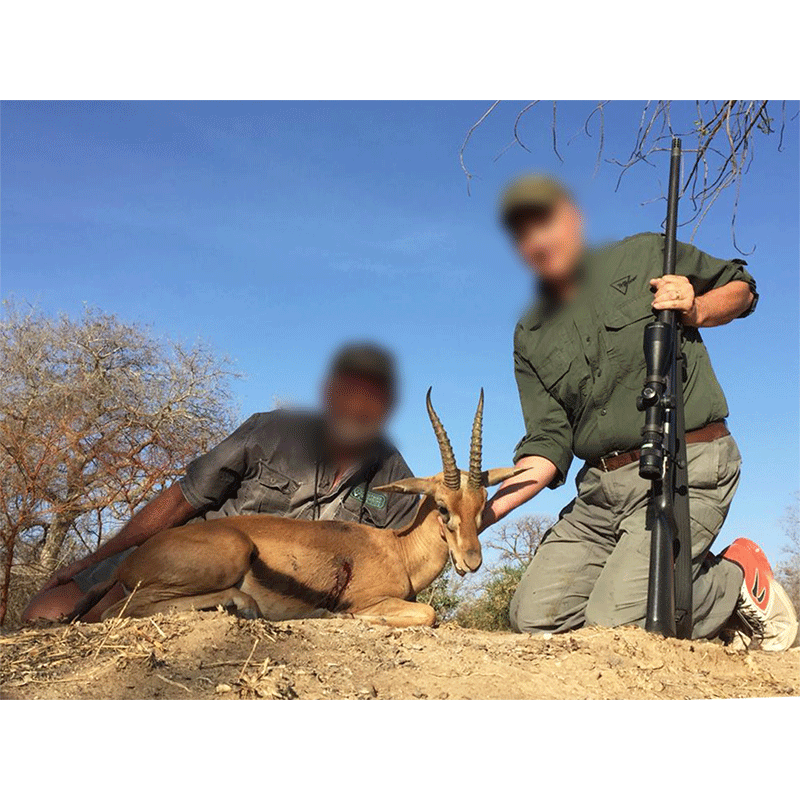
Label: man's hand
xmin=40 ymin=555 xmax=95 ymax=592
xmin=480 ymin=455 xmax=556 ymax=532
xmin=38 ymin=483 xmax=197 ymax=594
xmin=649 ymin=275 xmax=700 ymax=325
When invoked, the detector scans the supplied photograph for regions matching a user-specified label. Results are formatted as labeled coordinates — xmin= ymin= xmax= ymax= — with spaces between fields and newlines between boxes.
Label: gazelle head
xmin=375 ymin=389 xmax=525 ymax=576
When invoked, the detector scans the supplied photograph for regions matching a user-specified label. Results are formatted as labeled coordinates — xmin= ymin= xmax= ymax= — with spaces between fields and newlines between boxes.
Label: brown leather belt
xmin=589 ymin=421 xmax=730 ymax=473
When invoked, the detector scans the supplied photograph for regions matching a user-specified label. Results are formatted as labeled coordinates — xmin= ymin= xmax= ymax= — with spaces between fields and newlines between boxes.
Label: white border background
xmin=2 ymin=2 xmax=797 ymax=795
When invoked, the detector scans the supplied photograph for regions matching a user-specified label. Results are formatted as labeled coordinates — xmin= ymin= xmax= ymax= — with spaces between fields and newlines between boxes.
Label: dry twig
xmin=460 ymin=100 xmax=790 ymax=253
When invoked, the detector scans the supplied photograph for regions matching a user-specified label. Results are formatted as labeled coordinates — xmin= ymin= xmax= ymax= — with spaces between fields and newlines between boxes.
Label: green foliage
xmin=416 ymin=561 xmax=463 ymax=623
xmin=456 ymin=563 xmax=527 ymax=631
xmin=415 ymin=514 xmax=554 ymax=631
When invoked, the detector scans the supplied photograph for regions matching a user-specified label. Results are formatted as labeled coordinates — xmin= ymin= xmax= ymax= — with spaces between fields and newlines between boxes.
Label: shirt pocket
xmin=533 ymin=337 xmax=585 ymax=413
xmin=536 ymin=345 xmax=570 ymax=389
xmin=335 ymin=488 xmax=386 ymax=527
xmin=335 ymin=501 xmax=372 ymax=526
xmin=248 ymin=461 xmax=299 ymax=515
xmin=604 ymin=294 xmax=654 ymax=389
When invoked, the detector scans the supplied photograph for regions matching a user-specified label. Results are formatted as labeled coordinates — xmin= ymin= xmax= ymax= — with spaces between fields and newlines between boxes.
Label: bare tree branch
xmin=461 ymin=100 xmax=794 ymax=253
xmin=458 ymin=100 xmax=501 ymax=195
xmin=551 ymin=101 xmax=563 ymax=163
xmin=0 ymin=302 xmax=239 ymax=624
xmin=492 ymin=101 xmax=540 ymax=162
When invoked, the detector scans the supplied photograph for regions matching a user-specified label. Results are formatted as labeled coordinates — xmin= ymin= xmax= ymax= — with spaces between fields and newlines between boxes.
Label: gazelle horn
xmin=426 ymin=388 xmax=460 ymax=490
xmin=468 ymin=389 xmax=484 ymax=490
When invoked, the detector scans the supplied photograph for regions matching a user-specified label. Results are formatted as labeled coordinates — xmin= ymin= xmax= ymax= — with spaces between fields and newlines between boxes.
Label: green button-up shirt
xmin=513 ymin=232 xmax=758 ymax=487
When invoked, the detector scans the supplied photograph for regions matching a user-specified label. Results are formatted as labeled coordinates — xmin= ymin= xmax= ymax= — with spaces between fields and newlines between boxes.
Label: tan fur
xmin=100 ymin=494 xmax=452 ymax=626
xmin=94 ymin=397 xmax=525 ymax=628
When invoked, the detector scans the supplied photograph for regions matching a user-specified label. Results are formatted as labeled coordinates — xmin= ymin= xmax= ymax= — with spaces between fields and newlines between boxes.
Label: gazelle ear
xmin=373 ymin=477 xmax=438 ymax=496
xmin=482 ymin=465 xmax=529 ymax=487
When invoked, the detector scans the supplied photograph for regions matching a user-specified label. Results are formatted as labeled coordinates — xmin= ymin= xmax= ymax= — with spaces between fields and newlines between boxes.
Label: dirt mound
xmin=2 ymin=611 xmax=797 ymax=700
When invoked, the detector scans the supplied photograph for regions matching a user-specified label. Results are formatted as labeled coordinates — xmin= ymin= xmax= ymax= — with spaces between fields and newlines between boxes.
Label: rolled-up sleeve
xmin=512 ymin=336 xmax=573 ymax=488
xmin=179 ymin=413 xmax=262 ymax=510
xmin=677 ymin=241 xmax=758 ymax=318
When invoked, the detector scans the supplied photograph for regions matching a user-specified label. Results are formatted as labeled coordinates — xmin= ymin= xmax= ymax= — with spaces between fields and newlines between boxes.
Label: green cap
xmin=499 ymin=174 xmax=571 ymax=229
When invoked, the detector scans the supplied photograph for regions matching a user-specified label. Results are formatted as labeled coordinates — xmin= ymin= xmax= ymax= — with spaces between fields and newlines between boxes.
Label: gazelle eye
xmin=437 ymin=505 xmax=450 ymax=522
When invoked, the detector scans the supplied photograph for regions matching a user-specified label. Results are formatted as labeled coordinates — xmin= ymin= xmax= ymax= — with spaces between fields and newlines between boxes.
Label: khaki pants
xmin=509 ymin=436 xmax=743 ymax=640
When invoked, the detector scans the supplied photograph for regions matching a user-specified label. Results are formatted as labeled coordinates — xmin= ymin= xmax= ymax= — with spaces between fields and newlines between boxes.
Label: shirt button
xmin=601 ymin=408 xmax=607 ymax=415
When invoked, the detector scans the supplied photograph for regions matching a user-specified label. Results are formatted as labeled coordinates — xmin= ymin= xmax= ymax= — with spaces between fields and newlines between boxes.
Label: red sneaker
xmin=721 ymin=538 xmax=798 ymax=652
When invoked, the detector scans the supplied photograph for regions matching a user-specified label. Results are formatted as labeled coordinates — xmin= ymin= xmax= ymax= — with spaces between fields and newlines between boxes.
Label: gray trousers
xmin=73 ymin=548 xmax=135 ymax=593
xmin=509 ymin=436 xmax=744 ymax=640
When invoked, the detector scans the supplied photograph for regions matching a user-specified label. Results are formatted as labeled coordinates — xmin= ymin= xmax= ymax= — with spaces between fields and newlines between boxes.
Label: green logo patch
xmin=351 ymin=484 xmax=387 ymax=510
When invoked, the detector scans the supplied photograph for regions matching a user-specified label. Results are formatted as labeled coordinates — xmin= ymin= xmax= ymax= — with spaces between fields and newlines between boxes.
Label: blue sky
xmin=1 ymin=101 xmax=797 ymax=564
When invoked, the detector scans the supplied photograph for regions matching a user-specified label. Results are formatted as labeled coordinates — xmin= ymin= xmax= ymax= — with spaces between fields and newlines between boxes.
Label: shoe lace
xmin=736 ymin=603 xmax=767 ymax=639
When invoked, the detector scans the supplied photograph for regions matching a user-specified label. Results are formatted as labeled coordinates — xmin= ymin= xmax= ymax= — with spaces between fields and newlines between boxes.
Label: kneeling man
xmin=482 ymin=176 xmax=797 ymax=651
xmin=24 ymin=343 xmax=417 ymax=623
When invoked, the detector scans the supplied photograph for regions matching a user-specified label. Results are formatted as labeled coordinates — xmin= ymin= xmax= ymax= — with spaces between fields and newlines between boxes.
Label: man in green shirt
xmin=483 ymin=175 xmax=797 ymax=651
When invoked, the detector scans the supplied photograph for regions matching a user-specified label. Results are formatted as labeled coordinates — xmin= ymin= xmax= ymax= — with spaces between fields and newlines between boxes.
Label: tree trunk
xmin=0 ymin=533 xmax=15 ymax=626
xmin=38 ymin=515 xmax=76 ymax=577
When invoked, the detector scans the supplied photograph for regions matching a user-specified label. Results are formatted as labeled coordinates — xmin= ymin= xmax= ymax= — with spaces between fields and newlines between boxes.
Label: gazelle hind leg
xmin=101 ymin=587 xmax=260 ymax=621
xmin=351 ymin=597 xmax=436 ymax=628
xmin=238 ymin=574 xmax=350 ymax=621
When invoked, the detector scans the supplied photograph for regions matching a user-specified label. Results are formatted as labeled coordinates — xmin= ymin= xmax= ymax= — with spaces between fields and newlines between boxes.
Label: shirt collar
xmin=314 ymin=415 xmax=387 ymax=477
xmin=523 ymin=249 xmax=592 ymax=329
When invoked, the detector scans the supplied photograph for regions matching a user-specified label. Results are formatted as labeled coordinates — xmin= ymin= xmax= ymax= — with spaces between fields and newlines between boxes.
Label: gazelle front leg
xmin=101 ymin=586 xmax=260 ymax=620
xmin=351 ymin=597 xmax=437 ymax=628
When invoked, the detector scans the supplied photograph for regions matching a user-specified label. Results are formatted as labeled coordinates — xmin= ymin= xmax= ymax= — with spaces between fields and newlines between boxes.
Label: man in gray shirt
xmin=24 ymin=343 xmax=418 ymax=622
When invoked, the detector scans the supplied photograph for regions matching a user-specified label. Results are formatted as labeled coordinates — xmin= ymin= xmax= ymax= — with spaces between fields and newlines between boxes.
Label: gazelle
xmin=74 ymin=390 xmax=525 ymax=627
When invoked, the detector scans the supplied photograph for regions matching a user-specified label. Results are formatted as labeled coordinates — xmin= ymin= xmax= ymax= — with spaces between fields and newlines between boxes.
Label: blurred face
xmin=323 ymin=371 xmax=392 ymax=451
xmin=513 ymin=198 xmax=584 ymax=286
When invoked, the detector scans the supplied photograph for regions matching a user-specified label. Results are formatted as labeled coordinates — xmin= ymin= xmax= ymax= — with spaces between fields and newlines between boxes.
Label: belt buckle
xmin=600 ymin=450 xmax=621 ymax=472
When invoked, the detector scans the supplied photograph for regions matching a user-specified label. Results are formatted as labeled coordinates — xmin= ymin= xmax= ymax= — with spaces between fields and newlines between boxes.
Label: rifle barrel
xmin=662 ymin=138 xmax=681 ymax=279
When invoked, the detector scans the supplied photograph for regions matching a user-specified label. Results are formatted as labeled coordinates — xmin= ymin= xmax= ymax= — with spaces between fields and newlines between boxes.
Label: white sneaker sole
xmin=759 ymin=581 xmax=799 ymax=652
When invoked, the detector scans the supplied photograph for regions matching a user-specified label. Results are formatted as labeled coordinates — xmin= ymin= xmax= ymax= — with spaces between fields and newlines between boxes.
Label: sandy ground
xmin=1 ymin=610 xmax=797 ymax=700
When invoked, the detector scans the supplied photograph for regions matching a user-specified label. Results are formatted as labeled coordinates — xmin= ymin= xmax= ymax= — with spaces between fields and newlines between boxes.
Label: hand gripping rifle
xmin=637 ymin=138 xmax=693 ymax=639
